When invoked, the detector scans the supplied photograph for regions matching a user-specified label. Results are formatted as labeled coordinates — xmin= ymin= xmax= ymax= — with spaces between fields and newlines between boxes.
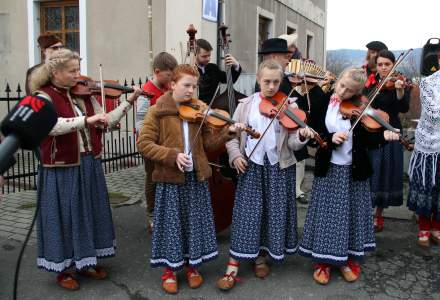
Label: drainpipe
xmin=216 ymin=0 xmax=224 ymax=66
xmin=147 ymin=0 xmax=153 ymax=76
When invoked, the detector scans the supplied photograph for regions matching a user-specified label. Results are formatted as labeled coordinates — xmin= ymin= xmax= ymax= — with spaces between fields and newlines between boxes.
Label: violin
xmin=71 ymin=75 xmax=153 ymax=99
xmin=364 ymin=108 xmax=414 ymax=151
xmin=380 ymin=72 xmax=413 ymax=91
xmin=259 ymin=91 xmax=328 ymax=148
xmin=178 ymin=98 xmax=260 ymax=139
xmin=339 ymin=95 xmax=390 ymax=132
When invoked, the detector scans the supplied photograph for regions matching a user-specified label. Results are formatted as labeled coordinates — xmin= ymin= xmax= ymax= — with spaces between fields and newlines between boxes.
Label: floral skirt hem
xmin=298 ymin=243 xmax=376 ymax=266
xmin=37 ymin=241 xmax=115 ymax=273
xmin=150 ymin=250 xmax=218 ymax=271
xmin=230 ymin=245 xmax=298 ymax=262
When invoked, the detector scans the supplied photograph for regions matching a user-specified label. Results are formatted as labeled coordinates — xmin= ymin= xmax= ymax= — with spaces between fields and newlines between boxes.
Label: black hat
xmin=259 ymin=38 xmax=291 ymax=54
xmin=366 ymin=41 xmax=388 ymax=51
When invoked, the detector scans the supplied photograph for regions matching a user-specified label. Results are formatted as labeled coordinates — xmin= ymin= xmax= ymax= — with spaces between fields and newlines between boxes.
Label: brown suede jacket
xmin=137 ymin=91 xmax=236 ymax=184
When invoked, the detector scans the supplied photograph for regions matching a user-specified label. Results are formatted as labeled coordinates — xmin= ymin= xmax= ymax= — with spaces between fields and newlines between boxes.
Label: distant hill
xmin=326 ymin=48 xmax=422 ymax=78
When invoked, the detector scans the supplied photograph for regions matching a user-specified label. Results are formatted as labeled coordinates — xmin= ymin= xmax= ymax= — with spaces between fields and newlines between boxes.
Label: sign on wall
xmin=202 ymin=0 xmax=218 ymax=22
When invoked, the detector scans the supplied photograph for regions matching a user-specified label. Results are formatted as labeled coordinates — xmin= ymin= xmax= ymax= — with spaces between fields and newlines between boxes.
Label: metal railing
xmin=0 ymin=78 xmax=147 ymax=194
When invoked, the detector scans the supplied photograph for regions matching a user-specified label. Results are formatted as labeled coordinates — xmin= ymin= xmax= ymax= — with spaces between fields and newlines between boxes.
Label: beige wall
xmin=85 ymin=0 xmax=150 ymax=84
xmin=163 ymin=0 xmax=217 ymax=64
xmin=0 ymin=0 xmax=29 ymax=92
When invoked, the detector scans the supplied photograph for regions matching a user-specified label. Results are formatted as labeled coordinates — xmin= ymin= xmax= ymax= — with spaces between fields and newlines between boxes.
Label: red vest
xmin=39 ymin=84 xmax=103 ymax=166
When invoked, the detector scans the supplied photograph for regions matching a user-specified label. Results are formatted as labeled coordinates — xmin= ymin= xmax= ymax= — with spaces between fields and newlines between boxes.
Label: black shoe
xmin=296 ymin=194 xmax=308 ymax=204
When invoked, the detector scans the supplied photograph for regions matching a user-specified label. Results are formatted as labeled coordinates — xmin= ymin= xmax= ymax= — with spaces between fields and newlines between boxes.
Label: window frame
xmin=39 ymin=0 xmax=79 ymax=57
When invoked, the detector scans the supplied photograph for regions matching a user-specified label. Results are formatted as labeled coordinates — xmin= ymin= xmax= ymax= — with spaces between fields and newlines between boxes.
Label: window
xmin=306 ymin=33 xmax=314 ymax=60
xmin=258 ymin=15 xmax=272 ymax=64
xmin=287 ymin=26 xmax=296 ymax=35
xmin=40 ymin=1 xmax=79 ymax=57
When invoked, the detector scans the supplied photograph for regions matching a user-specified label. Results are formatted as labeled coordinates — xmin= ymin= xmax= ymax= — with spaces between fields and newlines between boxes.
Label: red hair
xmin=172 ymin=64 xmax=200 ymax=82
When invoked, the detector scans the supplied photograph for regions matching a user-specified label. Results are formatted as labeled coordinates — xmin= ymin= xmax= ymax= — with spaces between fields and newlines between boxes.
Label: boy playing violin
xmin=217 ymin=59 xmax=314 ymax=291
xmin=137 ymin=64 xmax=245 ymax=294
xmin=298 ymin=67 xmax=399 ymax=285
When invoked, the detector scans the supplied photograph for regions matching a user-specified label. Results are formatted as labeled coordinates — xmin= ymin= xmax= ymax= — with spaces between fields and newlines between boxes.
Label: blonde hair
xmin=279 ymin=33 xmax=298 ymax=47
xmin=336 ymin=67 xmax=367 ymax=96
xmin=45 ymin=48 xmax=80 ymax=74
xmin=257 ymin=59 xmax=284 ymax=79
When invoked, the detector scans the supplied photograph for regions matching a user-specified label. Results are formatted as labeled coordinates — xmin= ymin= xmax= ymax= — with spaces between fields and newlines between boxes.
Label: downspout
xmin=147 ymin=0 xmax=153 ymax=75
xmin=216 ymin=0 xmax=224 ymax=66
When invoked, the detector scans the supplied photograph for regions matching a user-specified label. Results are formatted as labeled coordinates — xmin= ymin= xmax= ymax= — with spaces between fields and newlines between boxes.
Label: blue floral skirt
xmin=229 ymin=157 xmax=297 ymax=261
xmin=368 ymin=141 xmax=404 ymax=208
xmin=150 ymin=172 xmax=217 ymax=270
xmin=408 ymin=150 xmax=440 ymax=219
xmin=299 ymin=164 xmax=375 ymax=266
xmin=37 ymin=155 xmax=115 ymax=273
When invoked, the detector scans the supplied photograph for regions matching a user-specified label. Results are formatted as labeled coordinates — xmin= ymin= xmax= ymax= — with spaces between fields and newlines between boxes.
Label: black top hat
xmin=366 ymin=41 xmax=388 ymax=51
xmin=259 ymin=38 xmax=291 ymax=54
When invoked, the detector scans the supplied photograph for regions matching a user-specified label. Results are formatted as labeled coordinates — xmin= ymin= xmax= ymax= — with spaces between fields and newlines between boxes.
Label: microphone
xmin=0 ymin=95 xmax=58 ymax=173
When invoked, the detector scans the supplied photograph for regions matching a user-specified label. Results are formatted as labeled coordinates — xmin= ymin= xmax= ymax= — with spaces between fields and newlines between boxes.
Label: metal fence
xmin=0 ymin=78 xmax=147 ymax=194
xmin=0 ymin=74 xmax=257 ymax=194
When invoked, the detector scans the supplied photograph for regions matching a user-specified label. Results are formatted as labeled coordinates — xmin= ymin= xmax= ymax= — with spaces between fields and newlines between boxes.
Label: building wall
xmin=225 ymin=0 xmax=326 ymax=74
xmin=0 ymin=0 xmax=327 ymax=95
xmin=161 ymin=0 xmax=217 ymax=64
xmin=0 ymin=0 xmax=29 ymax=90
xmin=85 ymin=0 xmax=150 ymax=83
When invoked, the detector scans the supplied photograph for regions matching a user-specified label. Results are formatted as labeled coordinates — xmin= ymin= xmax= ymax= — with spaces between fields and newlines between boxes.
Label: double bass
xmin=184 ymin=24 xmax=246 ymax=232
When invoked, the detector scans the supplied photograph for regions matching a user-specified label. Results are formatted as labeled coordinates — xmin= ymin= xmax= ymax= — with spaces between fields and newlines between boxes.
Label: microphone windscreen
xmin=420 ymin=38 xmax=440 ymax=76
xmin=1 ymin=95 xmax=58 ymax=149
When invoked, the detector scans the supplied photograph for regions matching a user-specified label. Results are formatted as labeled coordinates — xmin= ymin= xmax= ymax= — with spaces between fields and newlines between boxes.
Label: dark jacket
xmin=313 ymin=96 xmax=386 ymax=181
xmin=198 ymin=63 xmax=242 ymax=103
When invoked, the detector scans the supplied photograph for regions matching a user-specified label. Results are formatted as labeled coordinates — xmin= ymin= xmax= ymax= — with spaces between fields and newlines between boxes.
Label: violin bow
xmin=348 ymin=49 xmax=413 ymax=134
xmin=187 ymin=83 xmax=221 ymax=156
xmin=302 ymin=76 xmax=312 ymax=114
xmin=99 ymin=64 xmax=106 ymax=113
xmin=247 ymin=88 xmax=295 ymax=160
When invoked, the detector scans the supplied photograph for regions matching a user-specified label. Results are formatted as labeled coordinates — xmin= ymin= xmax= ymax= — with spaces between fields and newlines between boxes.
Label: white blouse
xmin=325 ymin=101 xmax=353 ymax=165
xmin=182 ymin=120 xmax=194 ymax=172
xmin=244 ymin=93 xmax=281 ymax=165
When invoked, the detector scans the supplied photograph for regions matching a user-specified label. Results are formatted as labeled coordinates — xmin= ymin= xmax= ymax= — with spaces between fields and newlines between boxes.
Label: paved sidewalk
xmin=0 ymin=164 xmax=439 ymax=300
xmin=0 ymin=165 xmax=145 ymax=244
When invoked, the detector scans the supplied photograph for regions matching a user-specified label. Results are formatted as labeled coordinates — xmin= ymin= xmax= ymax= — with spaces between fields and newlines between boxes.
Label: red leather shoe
xmin=374 ymin=216 xmax=384 ymax=232
xmin=217 ymin=262 xmax=241 ymax=291
xmin=161 ymin=268 xmax=178 ymax=294
xmin=313 ymin=264 xmax=330 ymax=285
xmin=56 ymin=273 xmax=80 ymax=290
xmin=418 ymin=230 xmax=430 ymax=247
xmin=186 ymin=267 xmax=203 ymax=289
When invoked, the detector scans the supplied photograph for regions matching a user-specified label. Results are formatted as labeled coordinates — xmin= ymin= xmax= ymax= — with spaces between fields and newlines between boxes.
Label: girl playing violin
xmin=217 ymin=59 xmax=314 ymax=291
xmin=298 ymin=67 xmax=400 ymax=285
xmin=363 ymin=50 xmax=411 ymax=232
xmin=31 ymin=48 xmax=142 ymax=290
xmin=407 ymin=51 xmax=440 ymax=247
xmin=137 ymin=64 xmax=245 ymax=294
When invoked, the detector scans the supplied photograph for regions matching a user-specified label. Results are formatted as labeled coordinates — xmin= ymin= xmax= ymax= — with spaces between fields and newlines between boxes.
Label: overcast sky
xmin=326 ymin=0 xmax=440 ymax=50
